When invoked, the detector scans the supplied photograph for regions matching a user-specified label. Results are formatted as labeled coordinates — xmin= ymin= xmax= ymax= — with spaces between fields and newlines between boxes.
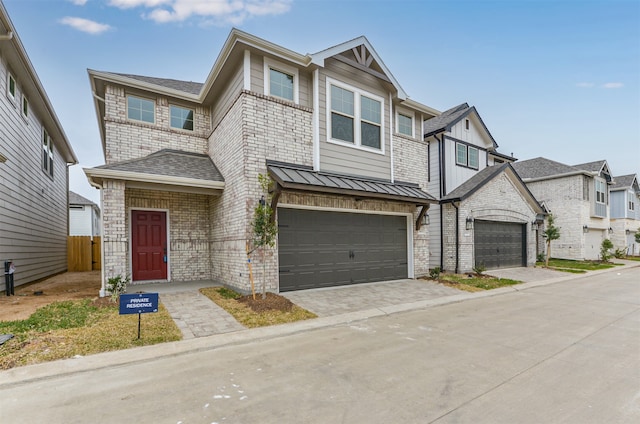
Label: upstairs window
xmin=595 ymin=179 xmax=606 ymax=204
xmin=264 ymin=57 xmax=298 ymax=103
xmin=127 ymin=95 xmax=155 ymax=124
xmin=455 ymin=142 xmax=479 ymax=169
xmin=397 ymin=112 xmax=413 ymax=137
xmin=170 ymin=105 xmax=194 ymax=131
xmin=22 ymin=95 xmax=29 ymax=119
xmin=42 ymin=128 xmax=53 ymax=178
xmin=7 ymin=73 xmax=16 ymax=103
xmin=327 ymin=78 xmax=384 ymax=152
xmin=629 ymin=200 xmax=635 ymax=211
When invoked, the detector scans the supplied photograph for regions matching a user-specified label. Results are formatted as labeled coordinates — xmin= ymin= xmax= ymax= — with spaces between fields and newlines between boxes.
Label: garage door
xmin=278 ymin=208 xmax=408 ymax=291
xmin=474 ymin=220 xmax=526 ymax=269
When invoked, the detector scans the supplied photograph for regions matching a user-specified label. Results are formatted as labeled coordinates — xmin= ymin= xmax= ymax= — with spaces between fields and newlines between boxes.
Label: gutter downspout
xmin=434 ymin=133 xmax=445 ymax=270
xmin=0 ymin=31 xmax=13 ymax=41
xmin=452 ymin=201 xmax=460 ymax=274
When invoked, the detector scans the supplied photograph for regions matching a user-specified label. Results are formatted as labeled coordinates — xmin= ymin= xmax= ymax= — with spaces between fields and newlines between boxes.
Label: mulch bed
xmin=237 ymin=292 xmax=294 ymax=313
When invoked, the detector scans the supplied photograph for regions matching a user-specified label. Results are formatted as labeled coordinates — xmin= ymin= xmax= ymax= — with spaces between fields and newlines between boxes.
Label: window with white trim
xmin=455 ymin=142 xmax=479 ymax=169
xmin=22 ymin=95 xmax=28 ymax=119
xmin=596 ymin=179 xmax=606 ymax=204
xmin=327 ymin=79 xmax=384 ymax=151
xmin=397 ymin=112 xmax=413 ymax=137
xmin=127 ymin=95 xmax=155 ymax=124
xmin=629 ymin=199 xmax=635 ymax=211
xmin=42 ymin=128 xmax=53 ymax=178
xmin=170 ymin=105 xmax=194 ymax=131
xmin=7 ymin=73 xmax=16 ymax=103
xmin=264 ymin=57 xmax=298 ymax=103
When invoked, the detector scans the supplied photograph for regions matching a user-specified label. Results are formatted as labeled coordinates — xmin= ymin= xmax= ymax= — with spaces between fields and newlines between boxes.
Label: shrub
xmin=473 ymin=263 xmax=486 ymax=275
xmin=106 ymin=274 xmax=130 ymax=303
xmin=429 ymin=267 xmax=441 ymax=279
xmin=536 ymin=253 xmax=545 ymax=263
xmin=613 ymin=247 xmax=627 ymax=259
xmin=600 ymin=239 xmax=614 ymax=262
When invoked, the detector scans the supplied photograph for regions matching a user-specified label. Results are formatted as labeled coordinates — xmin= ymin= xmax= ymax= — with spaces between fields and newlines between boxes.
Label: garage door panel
xmin=474 ymin=220 xmax=525 ymax=270
xmin=278 ymin=209 xmax=408 ymax=291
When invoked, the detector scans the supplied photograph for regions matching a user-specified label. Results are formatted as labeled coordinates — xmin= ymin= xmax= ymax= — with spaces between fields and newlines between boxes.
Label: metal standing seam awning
xmin=266 ymin=160 xmax=437 ymax=230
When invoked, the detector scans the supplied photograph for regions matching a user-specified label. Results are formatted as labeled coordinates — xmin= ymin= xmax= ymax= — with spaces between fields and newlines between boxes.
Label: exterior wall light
xmin=531 ymin=220 xmax=539 ymax=231
xmin=626 ymin=229 xmax=631 ymax=235
xmin=422 ymin=214 xmax=430 ymax=226
xmin=608 ymin=227 xmax=614 ymax=234
xmin=583 ymin=225 xmax=589 ymax=233
xmin=466 ymin=217 xmax=474 ymax=231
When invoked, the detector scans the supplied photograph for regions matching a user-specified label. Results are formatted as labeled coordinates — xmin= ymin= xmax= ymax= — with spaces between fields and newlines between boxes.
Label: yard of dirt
xmin=0 ymin=271 xmax=101 ymax=321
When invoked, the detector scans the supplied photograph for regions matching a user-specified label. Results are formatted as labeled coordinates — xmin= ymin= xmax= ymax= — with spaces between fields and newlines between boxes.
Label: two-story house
xmin=69 ymin=191 xmax=101 ymax=237
xmin=513 ymin=158 xmax=614 ymax=260
xmin=609 ymin=174 xmax=640 ymax=256
xmin=0 ymin=3 xmax=77 ymax=291
xmin=85 ymin=29 xmax=443 ymax=295
xmin=423 ymin=103 xmax=544 ymax=273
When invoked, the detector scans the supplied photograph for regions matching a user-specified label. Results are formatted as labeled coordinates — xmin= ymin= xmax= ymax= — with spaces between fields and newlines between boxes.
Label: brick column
xmin=100 ymin=179 xmax=127 ymax=296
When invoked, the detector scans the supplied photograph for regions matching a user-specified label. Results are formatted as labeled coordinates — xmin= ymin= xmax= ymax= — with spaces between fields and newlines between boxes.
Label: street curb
xmin=1 ymin=261 xmax=638 ymax=388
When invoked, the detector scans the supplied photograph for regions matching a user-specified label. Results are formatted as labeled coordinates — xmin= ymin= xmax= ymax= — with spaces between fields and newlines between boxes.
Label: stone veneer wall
xmin=125 ymin=189 xmax=212 ymax=282
xmin=443 ymin=173 xmax=538 ymax=273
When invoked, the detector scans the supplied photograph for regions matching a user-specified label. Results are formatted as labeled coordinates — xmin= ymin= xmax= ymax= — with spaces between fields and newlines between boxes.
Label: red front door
xmin=132 ymin=210 xmax=167 ymax=281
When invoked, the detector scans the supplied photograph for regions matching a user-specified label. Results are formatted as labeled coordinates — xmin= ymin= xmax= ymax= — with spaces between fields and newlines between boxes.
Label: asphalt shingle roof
xmin=511 ymin=157 xmax=579 ymax=179
xmin=610 ymin=174 xmax=638 ymax=190
xmin=573 ymin=160 xmax=606 ymax=173
xmin=422 ymin=103 xmax=469 ymax=137
xmin=441 ymin=164 xmax=508 ymax=201
xmin=96 ymin=149 xmax=224 ymax=182
xmin=69 ymin=191 xmax=97 ymax=207
xmin=112 ymin=73 xmax=203 ymax=95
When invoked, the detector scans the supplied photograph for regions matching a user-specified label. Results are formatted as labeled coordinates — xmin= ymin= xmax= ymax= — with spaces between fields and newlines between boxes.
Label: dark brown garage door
xmin=474 ymin=220 xmax=526 ymax=269
xmin=278 ymin=208 xmax=408 ymax=291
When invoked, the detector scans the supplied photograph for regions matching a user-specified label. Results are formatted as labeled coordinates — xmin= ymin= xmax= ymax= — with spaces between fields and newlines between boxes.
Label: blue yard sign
xmin=119 ymin=293 xmax=159 ymax=315
xmin=119 ymin=293 xmax=159 ymax=339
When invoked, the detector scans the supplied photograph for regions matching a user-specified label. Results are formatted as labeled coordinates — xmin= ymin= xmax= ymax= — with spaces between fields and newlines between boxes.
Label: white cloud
xmin=602 ymin=82 xmax=623 ymax=89
xmin=576 ymin=82 xmax=595 ymax=88
xmin=110 ymin=0 xmax=292 ymax=24
xmin=59 ymin=17 xmax=112 ymax=34
xmin=69 ymin=0 xmax=89 ymax=5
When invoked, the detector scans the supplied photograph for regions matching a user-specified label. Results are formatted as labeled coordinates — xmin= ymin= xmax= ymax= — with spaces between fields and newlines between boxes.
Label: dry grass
xmin=200 ymin=287 xmax=316 ymax=328
xmin=0 ymin=300 xmax=181 ymax=370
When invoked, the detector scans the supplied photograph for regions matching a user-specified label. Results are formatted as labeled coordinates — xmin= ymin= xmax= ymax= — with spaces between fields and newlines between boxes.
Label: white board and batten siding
xmin=317 ymin=58 xmax=392 ymax=181
xmin=0 ymin=57 xmax=70 ymax=290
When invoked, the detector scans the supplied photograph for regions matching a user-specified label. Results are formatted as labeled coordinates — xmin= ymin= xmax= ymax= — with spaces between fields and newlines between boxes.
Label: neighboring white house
xmin=0 ymin=3 xmax=77 ymax=291
xmin=609 ymin=174 xmax=640 ymax=256
xmin=423 ymin=103 xmax=544 ymax=273
xmin=69 ymin=191 xmax=101 ymax=237
xmin=513 ymin=158 xmax=614 ymax=261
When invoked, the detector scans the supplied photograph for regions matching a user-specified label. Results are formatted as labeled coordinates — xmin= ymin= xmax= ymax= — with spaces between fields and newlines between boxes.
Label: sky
xmin=3 ymin=0 xmax=639 ymax=205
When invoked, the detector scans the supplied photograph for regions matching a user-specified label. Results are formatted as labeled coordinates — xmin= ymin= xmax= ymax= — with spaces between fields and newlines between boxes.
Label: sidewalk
xmin=1 ymin=260 xmax=638 ymax=387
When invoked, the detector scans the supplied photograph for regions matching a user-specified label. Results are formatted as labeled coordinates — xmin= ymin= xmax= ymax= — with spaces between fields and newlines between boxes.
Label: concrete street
xmin=1 ymin=267 xmax=638 ymax=423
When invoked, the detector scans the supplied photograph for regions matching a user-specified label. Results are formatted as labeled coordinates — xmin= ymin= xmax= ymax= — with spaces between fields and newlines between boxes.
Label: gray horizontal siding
xmin=0 ymin=59 xmax=69 ymax=290
xmin=318 ymin=58 xmax=391 ymax=180
xmin=212 ymin=61 xmax=244 ymax=129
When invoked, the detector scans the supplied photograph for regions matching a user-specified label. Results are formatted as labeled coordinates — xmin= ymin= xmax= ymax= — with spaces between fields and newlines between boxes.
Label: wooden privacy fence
xmin=67 ymin=236 xmax=101 ymax=272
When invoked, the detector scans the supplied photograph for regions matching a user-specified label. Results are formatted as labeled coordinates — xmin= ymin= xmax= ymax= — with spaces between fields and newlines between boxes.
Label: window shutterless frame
xmin=169 ymin=105 xmax=194 ymax=131
xmin=396 ymin=111 xmax=414 ymax=137
xmin=6 ymin=73 xmax=16 ymax=104
xmin=263 ymin=57 xmax=299 ymax=103
xmin=326 ymin=77 xmax=385 ymax=154
xmin=42 ymin=127 xmax=54 ymax=178
xmin=127 ymin=95 xmax=155 ymax=124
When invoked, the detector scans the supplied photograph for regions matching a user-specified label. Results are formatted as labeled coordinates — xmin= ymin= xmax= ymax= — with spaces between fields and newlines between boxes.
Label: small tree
xmin=542 ymin=214 xmax=560 ymax=267
xmin=249 ymin=174 xmax=278 ymax=300
xmin=600 ymin=239 xmax=613 ymax=262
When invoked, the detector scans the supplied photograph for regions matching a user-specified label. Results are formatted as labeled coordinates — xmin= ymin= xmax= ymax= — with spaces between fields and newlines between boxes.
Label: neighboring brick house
xmin=513 ymin=158 xmax=614 ymax=260
xmin=84 ymin=29 xmax=442 ymax=295
xmin=69 ymin=191 xmax=101 ymax=237
xmin=423 ymin=103 xmax=544 ymax=273
xmin=609 ymin=174 xmax=640 ymax=256
xmin=0 ymin=4 xmax=77 ymax=291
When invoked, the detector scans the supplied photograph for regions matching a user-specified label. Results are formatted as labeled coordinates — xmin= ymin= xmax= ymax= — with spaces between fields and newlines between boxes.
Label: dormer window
xmin=264 ymin=57 xmax=298 ymax=103
xmin=327 ymin=78 xmax=384 ymax=152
